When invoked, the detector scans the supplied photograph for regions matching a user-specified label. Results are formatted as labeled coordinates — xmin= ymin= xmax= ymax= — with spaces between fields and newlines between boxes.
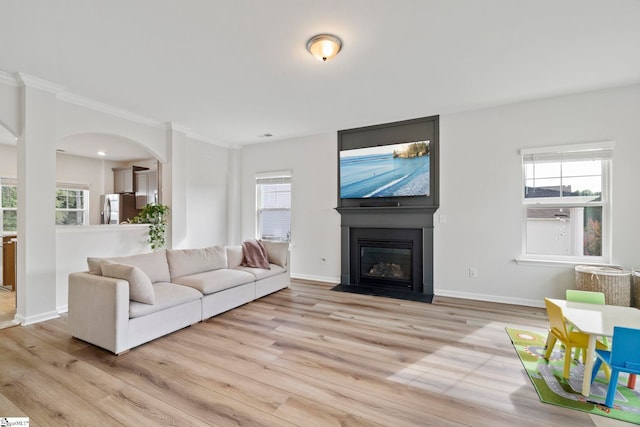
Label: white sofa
xmin=68 ymin=242 xmax=289 ymax=354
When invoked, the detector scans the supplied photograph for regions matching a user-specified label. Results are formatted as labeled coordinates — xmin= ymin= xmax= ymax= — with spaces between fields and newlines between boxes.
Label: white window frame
xmin=1 ymin=178 xmax=17 ymax=233
xmin=56 ymin=182 xmax=90 ymax=226
xmin=256 ymin=171 xmax=291 ymax=242
xmin=519 ymin=141 xmax=613 ymax=265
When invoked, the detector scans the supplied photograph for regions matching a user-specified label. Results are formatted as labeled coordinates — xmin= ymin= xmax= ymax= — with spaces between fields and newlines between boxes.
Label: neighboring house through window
xmin=256 ymin=171 xmax=291 ymax=242
xmin=520 ymin=142 xmax=613 ymax=263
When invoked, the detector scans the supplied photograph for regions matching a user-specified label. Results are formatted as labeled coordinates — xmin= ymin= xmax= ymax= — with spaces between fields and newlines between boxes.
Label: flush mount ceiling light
xmin=306 ymin=34 xmax=342 ymax=62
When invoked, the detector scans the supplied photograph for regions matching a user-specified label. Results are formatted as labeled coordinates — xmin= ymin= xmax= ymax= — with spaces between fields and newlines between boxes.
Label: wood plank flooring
xmin=0 ymin=286 xmax=16 ymax=326
xmin=0 ymin=280 xmax=630 ymax=426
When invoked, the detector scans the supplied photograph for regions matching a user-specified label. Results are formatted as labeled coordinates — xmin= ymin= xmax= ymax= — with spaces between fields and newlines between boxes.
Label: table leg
xmin=582 ymin=335 xmax=597 ymax=396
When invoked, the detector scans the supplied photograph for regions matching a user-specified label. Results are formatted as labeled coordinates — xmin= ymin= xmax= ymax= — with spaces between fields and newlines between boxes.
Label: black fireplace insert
xmin=349 ymin=228 xmax=422 ymax=293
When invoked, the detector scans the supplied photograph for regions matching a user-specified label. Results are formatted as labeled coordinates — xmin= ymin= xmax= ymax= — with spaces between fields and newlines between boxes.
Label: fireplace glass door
xmin=359 ymin=241 xmax=412 ymax=288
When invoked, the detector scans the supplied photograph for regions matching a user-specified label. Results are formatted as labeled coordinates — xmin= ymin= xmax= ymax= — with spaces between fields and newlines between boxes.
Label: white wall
xmin=55 ymin=225 xmax=150 ymax=311
xmin=184 ymin=138 xmax=229 ymax=248
xmin=0 ymin=143 xmax=17 ymax=177
xmin=240 ymin=134 xmax=341 ymax=283
xmin=239 ymin=84 xmax=640 ymax=305
xmin=436 ymin=84 xmax=640 ymax=306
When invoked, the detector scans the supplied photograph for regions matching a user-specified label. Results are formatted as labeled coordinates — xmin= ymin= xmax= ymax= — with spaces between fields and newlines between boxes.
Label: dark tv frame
xmin=337 ymin=115 xmax=439 ymax=209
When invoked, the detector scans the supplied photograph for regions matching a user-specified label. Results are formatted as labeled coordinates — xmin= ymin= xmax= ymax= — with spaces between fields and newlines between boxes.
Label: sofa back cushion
xmin=166 ymin=246 xmax=227 ymax=279
xmin=87 ymin=250 xmax=171 ymax=283
xmin=226 ymin=246 xmax=244 ymax=269
xmin=262 ymin=241 xmax=289 ymax=268
xmin=101 ymin=260 xmax=156 ymax=304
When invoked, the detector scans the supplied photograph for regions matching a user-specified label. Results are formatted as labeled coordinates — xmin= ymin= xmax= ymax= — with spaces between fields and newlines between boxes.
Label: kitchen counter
xmin=56 ymin=224 xmax=148 ymax=233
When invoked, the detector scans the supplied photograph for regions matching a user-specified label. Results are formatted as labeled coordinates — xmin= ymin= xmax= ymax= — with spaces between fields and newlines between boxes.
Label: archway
xmin=0 ymin=123 xmax=18 ymax=327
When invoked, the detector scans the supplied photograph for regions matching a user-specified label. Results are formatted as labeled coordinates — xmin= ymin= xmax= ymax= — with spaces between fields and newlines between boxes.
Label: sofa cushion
xmin=166 ymin=246 xmax=227 ymax=279
xmin=235 ymin=264 xmax=285 ymax=280
xmin=87 ymin=250 xmax=171 ymax=283
xmin=171 ymin=269 xmax=255 ymax=294
xmin=101 ymin=260 xmax=155 ymax=305
xmin=129 ymin=282 xmax=203 ymax=318
xmin=262 ymin=241 xmax=288 ymax=268
xmin=226 ymin=246 xmax=243 ymax=269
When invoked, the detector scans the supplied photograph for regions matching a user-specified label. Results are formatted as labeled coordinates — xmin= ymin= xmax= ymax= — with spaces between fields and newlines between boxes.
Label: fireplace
xmin=334 ymin=115 xmax=438 ymax=303
xmin=351 ymin=228 xmax=422 ymax=292
xmin=334 ymin=207 xmax=435 ymax=303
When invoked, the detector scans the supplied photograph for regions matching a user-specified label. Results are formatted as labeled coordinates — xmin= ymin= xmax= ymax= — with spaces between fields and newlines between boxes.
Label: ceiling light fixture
xmin=306 ymin=34 xmax=342 ymax=62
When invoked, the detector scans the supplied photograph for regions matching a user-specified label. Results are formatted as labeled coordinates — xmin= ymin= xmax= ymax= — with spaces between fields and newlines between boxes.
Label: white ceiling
xmin=1 ymin=0 xmax=639 ymax=150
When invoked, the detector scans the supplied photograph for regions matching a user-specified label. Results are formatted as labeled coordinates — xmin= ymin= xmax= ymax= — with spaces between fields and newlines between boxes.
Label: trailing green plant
xmin=132 ymin=203 xmax=170 ymax=250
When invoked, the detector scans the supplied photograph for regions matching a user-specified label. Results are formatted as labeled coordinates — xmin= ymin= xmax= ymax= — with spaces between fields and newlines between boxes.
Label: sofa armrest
xmin=68 ymin=272 xmax=130 ymax=354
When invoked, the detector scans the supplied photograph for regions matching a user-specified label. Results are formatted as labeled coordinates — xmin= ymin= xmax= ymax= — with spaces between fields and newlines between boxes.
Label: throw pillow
xmin=101 ymin=260 xmax=156 ymax=305
xmin=261 ymin=240 xmax=288 ymax=268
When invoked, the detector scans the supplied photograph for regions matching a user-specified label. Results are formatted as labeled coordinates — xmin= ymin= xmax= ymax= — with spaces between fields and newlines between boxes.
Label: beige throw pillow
xmin=101 ymin=260 xmax=156 ymax=305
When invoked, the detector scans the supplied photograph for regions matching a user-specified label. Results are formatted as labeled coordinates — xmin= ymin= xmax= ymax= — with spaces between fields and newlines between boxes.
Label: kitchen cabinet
xmin=113 ymin=167 xmax=134 ymax=193
xmin=113 ymin=166 xmax=148 ymax=194
xmin=135 ymin=169 xmax=158 ymax=208
xmin=2 ymin=235 xmax=16 ymax=291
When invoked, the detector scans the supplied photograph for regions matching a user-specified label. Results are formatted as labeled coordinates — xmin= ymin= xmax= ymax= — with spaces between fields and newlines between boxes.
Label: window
xmin=1 ymin=178 xmax=17 ymax=233
xmin=56 ymin=183 xmax=89 ymax=225
xmin=256 ymin=171 xmax=291 ymax=242
xmin=521 ymin=142 xmax=613 ymax=263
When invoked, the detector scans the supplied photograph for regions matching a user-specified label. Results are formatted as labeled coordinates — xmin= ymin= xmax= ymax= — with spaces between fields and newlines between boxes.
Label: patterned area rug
xmin=506 ymin=327 xmax=640 ymax=424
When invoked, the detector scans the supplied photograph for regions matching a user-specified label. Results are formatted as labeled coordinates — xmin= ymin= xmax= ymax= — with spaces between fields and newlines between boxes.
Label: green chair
xmin=566 ymin=289 xmax=606 ymax=305
xmin=566 ymin=289 xmax=609 ymax=360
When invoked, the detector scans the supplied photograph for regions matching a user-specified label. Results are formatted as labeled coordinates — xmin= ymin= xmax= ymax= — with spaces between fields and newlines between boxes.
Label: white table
xmin=548 ymin=298 xmax=640 ymax=396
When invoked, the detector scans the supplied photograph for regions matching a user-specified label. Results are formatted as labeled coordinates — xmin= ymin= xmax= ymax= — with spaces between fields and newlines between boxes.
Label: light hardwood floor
xmin=0 ymin=280 xmax=631 ymax=426
xmin=0 ymin=286 xmax=16 ymax=326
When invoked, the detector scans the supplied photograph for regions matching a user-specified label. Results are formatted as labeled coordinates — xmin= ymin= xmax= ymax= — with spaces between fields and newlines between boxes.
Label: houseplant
xmin=132 ymin=203 xmax=170 ymax=250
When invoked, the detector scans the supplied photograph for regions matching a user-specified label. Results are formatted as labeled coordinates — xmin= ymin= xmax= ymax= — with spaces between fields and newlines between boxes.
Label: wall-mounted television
xmin=339 ymin=141 xmax=430 ymax=199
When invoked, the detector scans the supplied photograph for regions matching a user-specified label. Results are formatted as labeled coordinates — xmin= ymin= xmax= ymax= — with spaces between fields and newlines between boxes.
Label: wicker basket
xmin=574 ymin=265 xmax=631 ymax=307
xmin=632 ymin=270 xmax=640 ymax=309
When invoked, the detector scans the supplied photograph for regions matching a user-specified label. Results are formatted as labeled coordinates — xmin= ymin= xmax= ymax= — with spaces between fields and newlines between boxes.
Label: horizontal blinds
xmin=56 ymin=182 xmax=90 ymax=191
xmin=259 ymin=210 xmax=291 ymax=241
xmin=1 ymin=179 xmax=89 ymax=190
xmin=257 ymin=171 xmax=291 ymax=241
xmin=522 ymin=141 xmax=615 ymax=164
xmin=256 ymin=170 xmax=292 ymax=185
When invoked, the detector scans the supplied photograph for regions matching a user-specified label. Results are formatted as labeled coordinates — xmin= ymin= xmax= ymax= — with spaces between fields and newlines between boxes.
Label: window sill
xmin=515 ymin=258 xmax=617 ymax=269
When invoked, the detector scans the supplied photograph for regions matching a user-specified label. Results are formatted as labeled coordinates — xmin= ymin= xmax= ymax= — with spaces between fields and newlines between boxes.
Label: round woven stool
xmin=574 ymin=265 xmax=631 ymax=307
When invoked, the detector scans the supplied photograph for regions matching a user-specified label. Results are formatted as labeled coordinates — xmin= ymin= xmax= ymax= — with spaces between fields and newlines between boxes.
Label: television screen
xmin=339 ymin=141 xmax=430 ymax=199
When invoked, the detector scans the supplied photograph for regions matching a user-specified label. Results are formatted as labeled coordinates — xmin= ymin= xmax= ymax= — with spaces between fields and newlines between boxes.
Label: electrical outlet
xmin=469 ymin=267 xmax=478 ymax=278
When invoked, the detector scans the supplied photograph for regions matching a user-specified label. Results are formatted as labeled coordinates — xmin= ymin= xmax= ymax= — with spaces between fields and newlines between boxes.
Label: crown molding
xmin=166 ymin=122 xmax=230 ymax=148
xmin=0 ymin=70 xmax=19 ymax=86
xmin=166 ymin=122 xmax=191 ymax=134
xmin=58 ymin=91 xmax=164 ymax=129
xmin=15 ymin=72 xmax=64 ymax=93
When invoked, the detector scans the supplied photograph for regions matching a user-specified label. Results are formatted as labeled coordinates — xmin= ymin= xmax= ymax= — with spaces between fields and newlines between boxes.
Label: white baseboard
xmin=290 ymin=273 xmax=340 ymax=284
xmin=57 ymin=305 xmax=68 ymax=314
xmin=434 ymin=289 xmax=544 ymax=308
xmin=14 ymin=310 xmax=60 ymax=326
